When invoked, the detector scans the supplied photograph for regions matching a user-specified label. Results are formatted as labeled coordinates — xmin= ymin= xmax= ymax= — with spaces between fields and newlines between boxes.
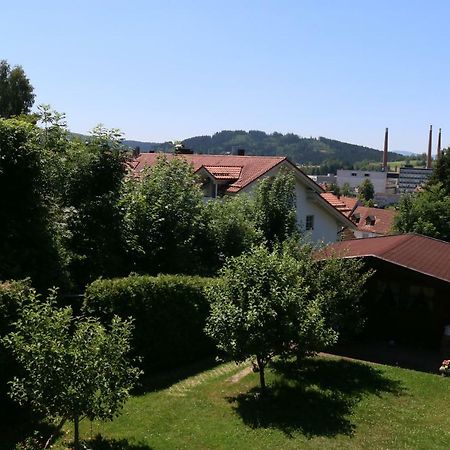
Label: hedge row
xmin=83 ymin=275 xmax=215 ymax=372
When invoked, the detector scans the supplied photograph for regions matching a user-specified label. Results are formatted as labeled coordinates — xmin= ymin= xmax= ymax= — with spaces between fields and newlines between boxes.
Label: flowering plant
xmin=439 ymin=360 xmax=450 ymax=376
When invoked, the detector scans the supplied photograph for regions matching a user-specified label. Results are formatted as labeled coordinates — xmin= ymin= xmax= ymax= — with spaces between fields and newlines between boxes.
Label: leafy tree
xmin=341 ymin=182 xmax=353 ymax=197
xmin=3 ymin=290 xmax=141 ymax=450
xmin=253 ymin=169 xmax=298 ymax=247
xmin=121 ymin=155 xmax=206 ymax=274
xmin=0 ymin=60 xmax=35 ymax=118
xmin=326 ymin=182 xmax=341 ymax=196
xmin=205 ymin=194 xmax=263 ymax=267
xmin=206 ymin=244 xmax=351 ymax=391
xmin=394 ymin=183 xmax=450 ymax=241
xmin=429 ymin=148 xmax=450 ymax=194
xmin=59 ymin=126 xmax=129 ymax=288
xmin=0 ymin=118 xmax=66 ymax=290
xmin=358 ymin=178 xmax=374 ymax=201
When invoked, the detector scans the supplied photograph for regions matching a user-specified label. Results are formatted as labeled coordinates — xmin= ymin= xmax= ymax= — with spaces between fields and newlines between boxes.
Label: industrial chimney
xmin=437 ymin=128 xmax=442 ymax=159
xmin=427 ymin=125 xmax=433 ymax=169
xmin=382 ymin=128 xmax=389 ymax=171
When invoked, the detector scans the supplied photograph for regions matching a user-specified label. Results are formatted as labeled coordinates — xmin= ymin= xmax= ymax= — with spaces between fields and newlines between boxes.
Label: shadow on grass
xmin=228 ymin=357 xmax=404 ymax=438
xmin=134 ymin=357 xmax=220 ymax=395
xmin=84 ymin=434 xmax=153 ymax=450
xmin=1 ymin=414 xmax=62 ymax=450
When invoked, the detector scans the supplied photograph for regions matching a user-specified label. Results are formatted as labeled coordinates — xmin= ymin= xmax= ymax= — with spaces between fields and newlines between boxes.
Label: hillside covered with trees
xmin=124 ymin=130 xmax=407 ymax=166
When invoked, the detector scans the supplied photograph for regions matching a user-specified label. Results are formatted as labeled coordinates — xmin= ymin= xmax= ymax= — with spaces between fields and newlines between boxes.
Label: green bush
xmin=0 ymin=280 xmax=35 ymax=425
xmin=83 ymin=275 xmax=214 ymax=372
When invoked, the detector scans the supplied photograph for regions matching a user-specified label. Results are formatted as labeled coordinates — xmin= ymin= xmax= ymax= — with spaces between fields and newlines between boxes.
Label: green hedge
xmin=83 ymin=275 xmax=215 ymax=372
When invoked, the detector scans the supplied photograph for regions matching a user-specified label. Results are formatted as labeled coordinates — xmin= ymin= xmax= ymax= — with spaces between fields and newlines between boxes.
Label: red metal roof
xmin=351 ymin=206 xmax=397 ymax=235
xmin=322 ymin=233 xmax=450 ymax=283
xmin=133 ymin=153 xmax=286 ymax=193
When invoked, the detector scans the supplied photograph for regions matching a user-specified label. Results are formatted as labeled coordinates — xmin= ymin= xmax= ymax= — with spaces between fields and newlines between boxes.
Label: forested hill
xmin=124 ymin=130 xmax=405 ymax=166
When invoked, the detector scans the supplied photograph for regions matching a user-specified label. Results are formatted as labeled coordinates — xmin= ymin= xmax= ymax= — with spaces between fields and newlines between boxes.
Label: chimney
xmin=231 ymin=146 xmax=245 ymax=156
xmin=427 ymin=125 xmax=433 ymax=169
xmin=382 ymin=128 xmax=388 ymax=172
xmin=437 ymin=128 xmax=442 ymax=159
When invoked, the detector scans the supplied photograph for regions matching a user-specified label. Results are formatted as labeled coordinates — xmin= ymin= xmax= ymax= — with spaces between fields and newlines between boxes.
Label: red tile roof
xmin=203 ymin=165 xmax=242 ymax=180
xmin=322 ymin=233 xmax=450 ymax=283
xmin=320 ymin=193 xmax=358 ymax=216
xmin=132 ymin=153 xmax=356 ymax=228
xmin=133 ymin=153 xmax=286 ymax=193
xmin=351 ymin=206 xmax=397 ymax=235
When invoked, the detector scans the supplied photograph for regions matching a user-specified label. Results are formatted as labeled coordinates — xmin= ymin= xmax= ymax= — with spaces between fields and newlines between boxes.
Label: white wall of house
xmin=242 ymin=163 xmax=344 ymax=244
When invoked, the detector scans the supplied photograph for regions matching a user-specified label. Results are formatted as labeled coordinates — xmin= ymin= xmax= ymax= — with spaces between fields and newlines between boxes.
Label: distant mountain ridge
xmin=124 ymin=130 xmax=406 ymax=165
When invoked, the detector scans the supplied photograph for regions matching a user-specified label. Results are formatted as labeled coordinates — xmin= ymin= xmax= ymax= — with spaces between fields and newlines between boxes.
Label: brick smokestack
xmin=427 ymin=125 xmax=433 ymax=169
xmin=437 ymin=128 xmax=442 ymax=159
xmin=382 ymin=127 xmax=388 ymax=172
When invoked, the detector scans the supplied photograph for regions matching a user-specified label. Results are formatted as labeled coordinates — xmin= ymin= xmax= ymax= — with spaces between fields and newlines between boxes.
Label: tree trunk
xmin=74 ymin=415 xmax=80 ymax=450
xmin=44 ymin=417 xmax=66 ymax=449
xmin=256 ymin=355 xmax=266 ymax=391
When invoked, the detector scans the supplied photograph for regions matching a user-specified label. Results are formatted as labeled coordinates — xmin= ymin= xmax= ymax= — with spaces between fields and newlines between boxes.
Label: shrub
xmin=0 ymin=280 xmax=36 ymax=427
xmin=83 ymin=275 xmax=214 ymax=372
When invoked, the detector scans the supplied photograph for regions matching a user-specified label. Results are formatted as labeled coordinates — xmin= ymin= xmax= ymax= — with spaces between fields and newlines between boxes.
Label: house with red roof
xmin=321 ymin=233 xmax=450 ymax=348
xmin=132 ymin=153 xmax=355 ymax=243
xmin=350 ymin=206 xmax=397 ymax=238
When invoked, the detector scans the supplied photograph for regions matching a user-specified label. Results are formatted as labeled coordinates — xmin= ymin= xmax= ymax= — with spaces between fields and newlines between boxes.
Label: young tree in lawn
xmin=205 ymin=243 xmax=372 ymax=391
xmin=3 ymin=290 xmax=141 ymax=450
xmin=206 ymin=244 xmax=342 ymax=391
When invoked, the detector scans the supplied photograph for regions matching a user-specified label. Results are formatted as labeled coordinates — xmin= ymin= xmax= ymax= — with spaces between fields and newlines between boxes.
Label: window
xmin=305 ymin=215 xmax=314 ymax=231
xmin=364 ymin=173 xmax=370 ymax=177
xmin=351 ymin=172 xmax=357 ymax=176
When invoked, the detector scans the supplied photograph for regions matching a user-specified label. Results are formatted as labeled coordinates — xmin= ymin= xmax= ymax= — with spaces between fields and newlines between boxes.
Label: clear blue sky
xmin=3 ymin=0 xmax=449 ymax=153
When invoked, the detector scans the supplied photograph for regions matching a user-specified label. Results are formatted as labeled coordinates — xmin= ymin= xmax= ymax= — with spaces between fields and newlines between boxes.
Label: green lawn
xmin=51 ymin=355 xmax=450 ymax=449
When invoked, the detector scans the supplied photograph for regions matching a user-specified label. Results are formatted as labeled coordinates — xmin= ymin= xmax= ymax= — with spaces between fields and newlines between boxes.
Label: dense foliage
xmin=0 ymin=119 xmax=66 ymax=290
xmin=83 ymin=275 xmax=214 ymax=372
xmin=3 ymin=290 xmax=141 ymax=450
xmin=205 ymin=244 xmax=371 ymax=390
xmin=0 ymin=60 xmax=35 ymax=118
xmin=394 ymin=183 xmax=450 ymax=241
xmin=254 ymin=169 xmax=298 ymax=247
xmin=358 ymin=178 xmax=375 ymax=201
xmin=394 ymin=149 xmax=450 ymax=242
xmin=121 ymin=156 xmax=207 ymax=275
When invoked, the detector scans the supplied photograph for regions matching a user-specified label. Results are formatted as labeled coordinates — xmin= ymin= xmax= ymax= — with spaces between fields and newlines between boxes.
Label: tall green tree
xmin=205 ymin=194 xmax=263 ymax=267
xmin=0 ymin=118 xmax=66 ymax=290
xmin=3 ymin=291 xmax=141 ymax=450
xmin=358 ymin=178 xmax=374 ymax=201
xmin=394 ymin=183 xmax=450 ymax=241
xmin=253 ymin=169 xmax=298 ymax=247
xmin=59 ymin=126 xmax=129 ymax=288
xmin=429 ymin=148 xmax=450 ymax=194
xmin=0 ymin=60 xmax=35 ymax=118
xmin=121 ymin=155 xmax=206 ymax=274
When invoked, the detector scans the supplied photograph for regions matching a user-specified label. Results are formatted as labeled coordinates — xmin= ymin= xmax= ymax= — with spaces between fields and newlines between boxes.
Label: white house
xmin=132 ymin=153 xmax=355 ymax=244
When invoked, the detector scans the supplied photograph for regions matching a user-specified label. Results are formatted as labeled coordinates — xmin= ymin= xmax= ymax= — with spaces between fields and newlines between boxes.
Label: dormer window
xmin=365 ymin=215 xmax=376 ymax=226
xmin=352 ymin=213 xmax=360 ymax=223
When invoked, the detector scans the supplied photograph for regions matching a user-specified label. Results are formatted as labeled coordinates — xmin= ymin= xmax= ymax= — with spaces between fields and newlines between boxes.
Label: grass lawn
xmin=48 ymin=355 xmax=450 ymax=449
